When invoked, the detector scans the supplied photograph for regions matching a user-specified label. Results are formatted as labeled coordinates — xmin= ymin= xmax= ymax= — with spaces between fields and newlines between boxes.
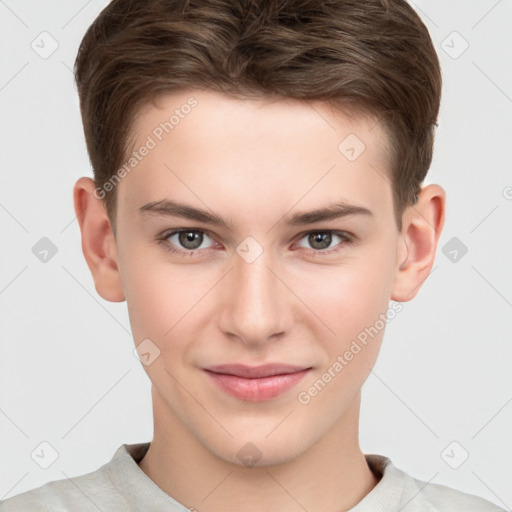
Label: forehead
xmin=119 ymin=89 xmax=393 ymax=226
xmin=129 ymin=89 xmax=387 ymax=152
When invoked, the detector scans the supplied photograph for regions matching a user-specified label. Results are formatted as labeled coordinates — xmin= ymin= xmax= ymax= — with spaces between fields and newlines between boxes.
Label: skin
xmin=74 ymin=89 xmax=445 ymax=512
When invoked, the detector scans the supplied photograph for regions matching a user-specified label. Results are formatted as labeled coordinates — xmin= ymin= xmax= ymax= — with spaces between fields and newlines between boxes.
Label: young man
xmin=0 ymin=0 xmax=505 ymax=511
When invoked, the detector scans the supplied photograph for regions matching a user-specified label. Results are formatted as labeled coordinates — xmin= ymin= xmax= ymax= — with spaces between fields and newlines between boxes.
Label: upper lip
xmin=204 ymin=364 xmax=311 ymax=379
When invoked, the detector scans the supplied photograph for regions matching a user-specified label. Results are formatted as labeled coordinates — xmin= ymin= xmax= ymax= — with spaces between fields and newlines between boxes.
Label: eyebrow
xmin=138 ymin=199 xmax=372 ymax=229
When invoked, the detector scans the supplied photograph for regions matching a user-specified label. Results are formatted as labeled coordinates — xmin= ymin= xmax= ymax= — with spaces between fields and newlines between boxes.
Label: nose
xmin=218 ymin=247 xmax=292 ymax=348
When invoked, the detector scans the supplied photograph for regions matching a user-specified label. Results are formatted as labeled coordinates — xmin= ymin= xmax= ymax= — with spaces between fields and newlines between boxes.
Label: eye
xmin=159 ymin=228 xmax=354 ymax=257
xmin=295 ymin=230 xmax=352 ymax=255
xmin=160 ymin=229 xmax=216 ymax=255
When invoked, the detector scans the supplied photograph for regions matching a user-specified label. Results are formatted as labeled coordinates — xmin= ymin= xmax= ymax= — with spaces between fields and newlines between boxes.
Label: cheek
xmin=127 ymin=283 xmax=186 ymax=344
xmin=296 ymin=253 xmax=396 ymax=340
xmin=120 ymin=249 xmax=216 ymax=360
xmin=294 ymin=258 xmax=395 ymax=416
xmin=117 ymin=243 xmax=183 ymax=343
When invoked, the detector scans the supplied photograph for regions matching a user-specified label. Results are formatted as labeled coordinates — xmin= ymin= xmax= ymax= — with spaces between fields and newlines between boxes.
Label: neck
xmin=138 ymin=387 xmax=379 ymax=512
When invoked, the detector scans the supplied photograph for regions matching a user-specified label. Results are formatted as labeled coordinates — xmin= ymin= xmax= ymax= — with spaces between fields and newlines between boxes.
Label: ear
xmin=73 ymin=177 xmax=125 ymax=302
xmin=391 ymin=184 xmax=445 ymax=302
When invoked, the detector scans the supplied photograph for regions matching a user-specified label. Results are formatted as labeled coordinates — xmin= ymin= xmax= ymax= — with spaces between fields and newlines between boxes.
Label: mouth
xmin=203 ymin=364 xmax=311 ymax=401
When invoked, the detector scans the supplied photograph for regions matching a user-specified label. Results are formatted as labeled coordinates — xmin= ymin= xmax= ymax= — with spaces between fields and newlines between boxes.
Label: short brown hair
xmin=74 ymin=0 xmax=441 ymax=230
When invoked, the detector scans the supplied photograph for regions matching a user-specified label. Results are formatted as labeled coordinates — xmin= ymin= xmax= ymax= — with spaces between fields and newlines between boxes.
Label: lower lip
xmin=204 ymin=369 xmax=310 ymax=401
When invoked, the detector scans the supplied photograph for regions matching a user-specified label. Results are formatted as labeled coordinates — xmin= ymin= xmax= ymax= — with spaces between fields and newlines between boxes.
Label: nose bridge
xmin=220 ymin=244 xmax=288 ymax=345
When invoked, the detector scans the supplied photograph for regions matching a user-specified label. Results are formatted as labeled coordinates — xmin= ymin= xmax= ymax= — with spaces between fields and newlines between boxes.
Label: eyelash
xmin=158 ymin=229 xmax=355 ymax=257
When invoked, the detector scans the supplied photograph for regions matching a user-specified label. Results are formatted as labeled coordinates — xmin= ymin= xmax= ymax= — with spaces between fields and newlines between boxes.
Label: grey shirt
xmin=0 ymin=442 xmax=505 ymax=511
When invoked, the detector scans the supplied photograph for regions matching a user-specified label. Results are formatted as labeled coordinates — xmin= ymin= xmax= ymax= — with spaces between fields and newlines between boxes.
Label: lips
xmin=206 ymin=363 xmax=310 ymax=378
xmin=203 ymin=364 xmax=311 ymax=401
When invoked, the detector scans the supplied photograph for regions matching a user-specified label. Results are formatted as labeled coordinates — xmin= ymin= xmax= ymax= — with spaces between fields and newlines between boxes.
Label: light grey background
xmin=1 ymin=0 xmax=511 ymax=508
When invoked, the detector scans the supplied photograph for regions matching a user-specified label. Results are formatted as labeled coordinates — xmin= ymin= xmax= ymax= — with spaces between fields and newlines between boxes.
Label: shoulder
xmin=415 ymin=479 xmax=507 ymax=512
xmin=0 ymin=446 xmax=130 ymax=512
xmin=0 ymin=467 xmax=121 ymax=512
xmin=363 ymin=454 xmax=507 ymax=512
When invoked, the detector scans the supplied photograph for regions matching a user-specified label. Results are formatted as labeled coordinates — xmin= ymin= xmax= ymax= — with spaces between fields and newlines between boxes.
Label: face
xmin=114 ymin=89 xmax=404 ymax=466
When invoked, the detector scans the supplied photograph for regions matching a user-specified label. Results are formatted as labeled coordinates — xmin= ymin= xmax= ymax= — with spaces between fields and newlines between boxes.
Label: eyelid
xmin=294 ymin=228 xmax=355 ymax=242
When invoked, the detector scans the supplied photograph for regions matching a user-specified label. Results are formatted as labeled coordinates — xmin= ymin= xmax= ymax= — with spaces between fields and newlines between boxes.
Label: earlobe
xmin=391 ymin=184 xmax=445 ymax=302
xmin=73 ymin=177 xmax=125 ymax=302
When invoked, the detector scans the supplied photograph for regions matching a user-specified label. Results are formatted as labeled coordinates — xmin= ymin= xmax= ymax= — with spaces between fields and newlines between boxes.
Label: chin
xmin=202 ymin=431 xmax=311 ymax=469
